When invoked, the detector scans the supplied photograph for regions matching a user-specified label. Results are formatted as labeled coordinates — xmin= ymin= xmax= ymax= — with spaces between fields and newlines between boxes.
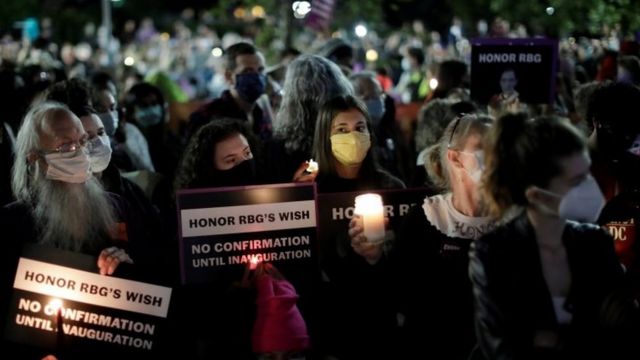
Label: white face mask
xmin=44 ymin=149 xmax=91 ymax=183
xmin=460 ymin=150 xmax=484 ymax=184
xmin=538 ymin=175 xmax=605 ymax=223
xmin=88 ymin=134 xmax=112 ymax=173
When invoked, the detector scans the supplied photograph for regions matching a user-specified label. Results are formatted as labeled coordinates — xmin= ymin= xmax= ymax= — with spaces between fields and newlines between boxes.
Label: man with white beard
xmin=3 ymin=101 xmax=132 ymax=273
xmin=0 ymin=101 xmax=139 ymax=359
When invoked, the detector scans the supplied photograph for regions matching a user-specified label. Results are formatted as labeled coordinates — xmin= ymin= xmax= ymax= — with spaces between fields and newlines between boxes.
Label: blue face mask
xmin=365 ymin=98 xmax=385 ymax=125
xmin=235 ymin=73 xmax=266 ymax=103
xmin=134 ymin=105 xmax=163 ymax=128
xmin=98 ymin=110 xmax=119 ymax=136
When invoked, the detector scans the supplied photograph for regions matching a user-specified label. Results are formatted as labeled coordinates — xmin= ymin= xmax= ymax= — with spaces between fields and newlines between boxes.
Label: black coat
xmin=470 ymin=213 xmax=627 ymax=360
xmin=391 ymin=204 xmax=478 ymax=360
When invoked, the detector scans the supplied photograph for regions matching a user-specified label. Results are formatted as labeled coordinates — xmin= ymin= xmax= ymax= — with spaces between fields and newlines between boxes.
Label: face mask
xmin=134 ymin=105 xmax=163 ymax=128
xmin=88 ymin=135 xmax=112 ymax=173
xmin=44 ymin=149 xmax=91 ymax=184
xmin=617 ymin=68 xmax=633 ymax=84
xmin=235 ymin=72 xmax=266 ymax=103
xmin=537 ymin=175 xmax=605 ymax=222
xmin=98 ymin=110 xmax=119 ymax=136
xmin=460 ymin=150 xmax=484 ymax=184
xmin=365 ymin=98 xmax=385 ymax=125
xmin=330 ymin=132 xmax=371 ymax=166
xmin=212 ymin=158 xmax=257 ymax=187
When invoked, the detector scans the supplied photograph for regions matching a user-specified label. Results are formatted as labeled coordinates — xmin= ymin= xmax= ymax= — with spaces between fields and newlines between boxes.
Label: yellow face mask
xmin=330 ymin=132 xmax=371 ymax=166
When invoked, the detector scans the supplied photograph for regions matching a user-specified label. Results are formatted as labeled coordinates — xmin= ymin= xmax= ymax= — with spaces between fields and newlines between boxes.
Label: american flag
xmin=305 ymin=0 xmax=336 ymax=31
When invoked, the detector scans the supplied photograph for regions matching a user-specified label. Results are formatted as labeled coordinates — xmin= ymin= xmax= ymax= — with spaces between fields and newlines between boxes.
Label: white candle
xmin=354 ymin=193 xmax=385 ymax=243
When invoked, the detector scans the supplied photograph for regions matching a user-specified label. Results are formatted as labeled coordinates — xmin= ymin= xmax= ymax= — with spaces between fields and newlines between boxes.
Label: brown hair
xmin=482 ymin=113 xmax=587 ymax=218
xmin=312 ymin=95 xmax=378 ymax=178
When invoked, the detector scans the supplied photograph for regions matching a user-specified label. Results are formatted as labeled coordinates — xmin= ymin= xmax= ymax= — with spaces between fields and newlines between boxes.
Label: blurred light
xmin=124 ymin=56 xmax=135 ymax=66
xmin=251 ymin=5 xmax=266 ymax=18
xmin=211 ymin=47 xmax=223 ymax=57
xmin=546 ymin=7 xmax=555 ymax=15
xmin=365 ymin=49 xmax=379 ymax=62
xmin=250 ymin=256 xmax=260 ymax=270
xmin=293 ymin=1 xmax=311 ymax=19
xmin=160 ymin=32 xmax=170 ymax=41
xmin=111 ymin=0 xmax=123 ymax=2
xmin=233 ymin=7 xmax=246 ymax=19
xmin=429 ymin=78 xmax=438 ymax=90
xmin=355 ymin=24 xmax=368 ymax=38
xmin=48 ymin=298 xmax=63 ymax=312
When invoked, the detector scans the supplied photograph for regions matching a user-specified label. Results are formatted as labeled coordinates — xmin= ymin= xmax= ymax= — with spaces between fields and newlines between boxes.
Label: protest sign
xmin=5 ymin=244 xmax=172 ymax=354
xmin=471 ymin=38 xmax=558 ymax=104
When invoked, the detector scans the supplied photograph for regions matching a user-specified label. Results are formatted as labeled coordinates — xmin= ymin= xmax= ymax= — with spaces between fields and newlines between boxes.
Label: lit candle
xmin=250 ymin=256 xmax=260 ymax=270
xmin=354 ymin=193 xmax=385 ymax=243
xmin=306 ymin=159 xmax=318 ymax=173
xmin=48 ymin=299 xmax=64 ymax=350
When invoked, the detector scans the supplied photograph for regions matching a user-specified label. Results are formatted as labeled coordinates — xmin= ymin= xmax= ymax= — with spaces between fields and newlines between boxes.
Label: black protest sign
xmin=471 ymin=38 xmax=558 ymax=104
xmin=598 ymin=191 xmax=640 ymax=269
xmin=177 ymin=183 xmax=318 ymax=286
xmin=5 ymin=245 xmax=172 ymax=354
xmin=316 ymin=187 xmax=432 ymax=265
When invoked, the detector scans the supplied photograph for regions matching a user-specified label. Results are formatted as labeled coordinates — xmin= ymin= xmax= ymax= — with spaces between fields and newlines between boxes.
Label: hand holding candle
xmin=354 ymin=193 xmax=385 ymax=244
xmin=292 ymin=159 xmax=319 ymax=183
xmin=305 ymin=159 xmax=318 ymax=174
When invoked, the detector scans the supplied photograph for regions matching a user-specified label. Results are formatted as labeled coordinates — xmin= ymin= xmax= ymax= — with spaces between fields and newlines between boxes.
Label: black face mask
xmin=210 ymin=158 xmax=257 ymax=187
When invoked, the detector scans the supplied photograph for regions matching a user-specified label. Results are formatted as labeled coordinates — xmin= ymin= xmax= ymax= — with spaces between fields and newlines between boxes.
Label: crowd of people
xmin=1 ymin=11 xmax=640 ymax=360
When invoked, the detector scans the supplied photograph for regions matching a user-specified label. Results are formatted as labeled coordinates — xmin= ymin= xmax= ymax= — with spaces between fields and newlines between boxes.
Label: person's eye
xmin=356 ymin=125 xmax=368 ymax=132
xmin=97 ymin=129 xmax=105 ymax=136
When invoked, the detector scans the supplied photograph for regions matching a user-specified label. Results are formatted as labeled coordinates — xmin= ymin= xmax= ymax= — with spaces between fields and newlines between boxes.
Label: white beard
xmin=32 ymin=168 xmax=115 ymax=252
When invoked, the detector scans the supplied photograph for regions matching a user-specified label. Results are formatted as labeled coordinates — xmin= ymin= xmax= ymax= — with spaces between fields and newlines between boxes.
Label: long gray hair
xmin=274 ymin=54 xmax=354 ymax=154
xmin=12 ymin=101 xmax=66 ymax=202
xmin=13 ymin=101 xmax=115 ymax=252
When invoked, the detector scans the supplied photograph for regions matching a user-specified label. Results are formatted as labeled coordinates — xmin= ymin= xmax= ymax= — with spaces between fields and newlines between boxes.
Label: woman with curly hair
xmin=174 ymin=118 xmax=260 ymax=190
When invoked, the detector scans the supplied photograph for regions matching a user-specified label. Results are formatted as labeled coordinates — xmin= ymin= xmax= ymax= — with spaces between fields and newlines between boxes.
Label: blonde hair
xmin=425 ymin=114 xmax=493 ymax=190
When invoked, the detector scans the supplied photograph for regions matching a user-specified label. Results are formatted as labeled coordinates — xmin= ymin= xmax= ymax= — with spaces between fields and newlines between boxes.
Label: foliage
xmin=451 ymin=0 xmax=640 ymax=37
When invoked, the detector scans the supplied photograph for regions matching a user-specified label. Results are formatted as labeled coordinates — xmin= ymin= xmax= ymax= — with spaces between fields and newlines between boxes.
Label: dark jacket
xmin=316 ymin=169 xmax=405 ymax=194
xmin=391 ymin=204 xmax=478 ymax=359
xmin=0 ymin=194 xmax=164 ymax=359
xmin=99 ymin=163 xmax=174 ymax=282
xmin=187 ymin=90 xmax=272 ymax=141
xmin=315 ymin=170 xmax=404 ymax=359
xmin=470 ymin=213 xmax=626 ymax=360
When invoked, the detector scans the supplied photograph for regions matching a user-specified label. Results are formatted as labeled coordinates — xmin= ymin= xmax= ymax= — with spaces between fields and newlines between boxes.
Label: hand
xmin=348 ymin=215 xmax=387 ymax=265
xmin=255 ymin=262 xmax=284 ymax=280
xmin=97 ymin=247 xmax=133 ymax=275
xmin=292 ymin=161 xmax=318 ymax=183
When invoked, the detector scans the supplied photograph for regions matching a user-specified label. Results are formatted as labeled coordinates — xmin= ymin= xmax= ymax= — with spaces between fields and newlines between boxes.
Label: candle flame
xmin=250 ymin=256 xmax=261 ymax=270
xmin=49 ymin=298 xmax=63 ymax=312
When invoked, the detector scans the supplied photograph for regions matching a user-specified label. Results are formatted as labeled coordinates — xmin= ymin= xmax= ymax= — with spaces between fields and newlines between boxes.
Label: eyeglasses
xmin=38 ymin=139 xmax=87 ymax=158
xmin=448 ymin=113 xmax=466 ymax=148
